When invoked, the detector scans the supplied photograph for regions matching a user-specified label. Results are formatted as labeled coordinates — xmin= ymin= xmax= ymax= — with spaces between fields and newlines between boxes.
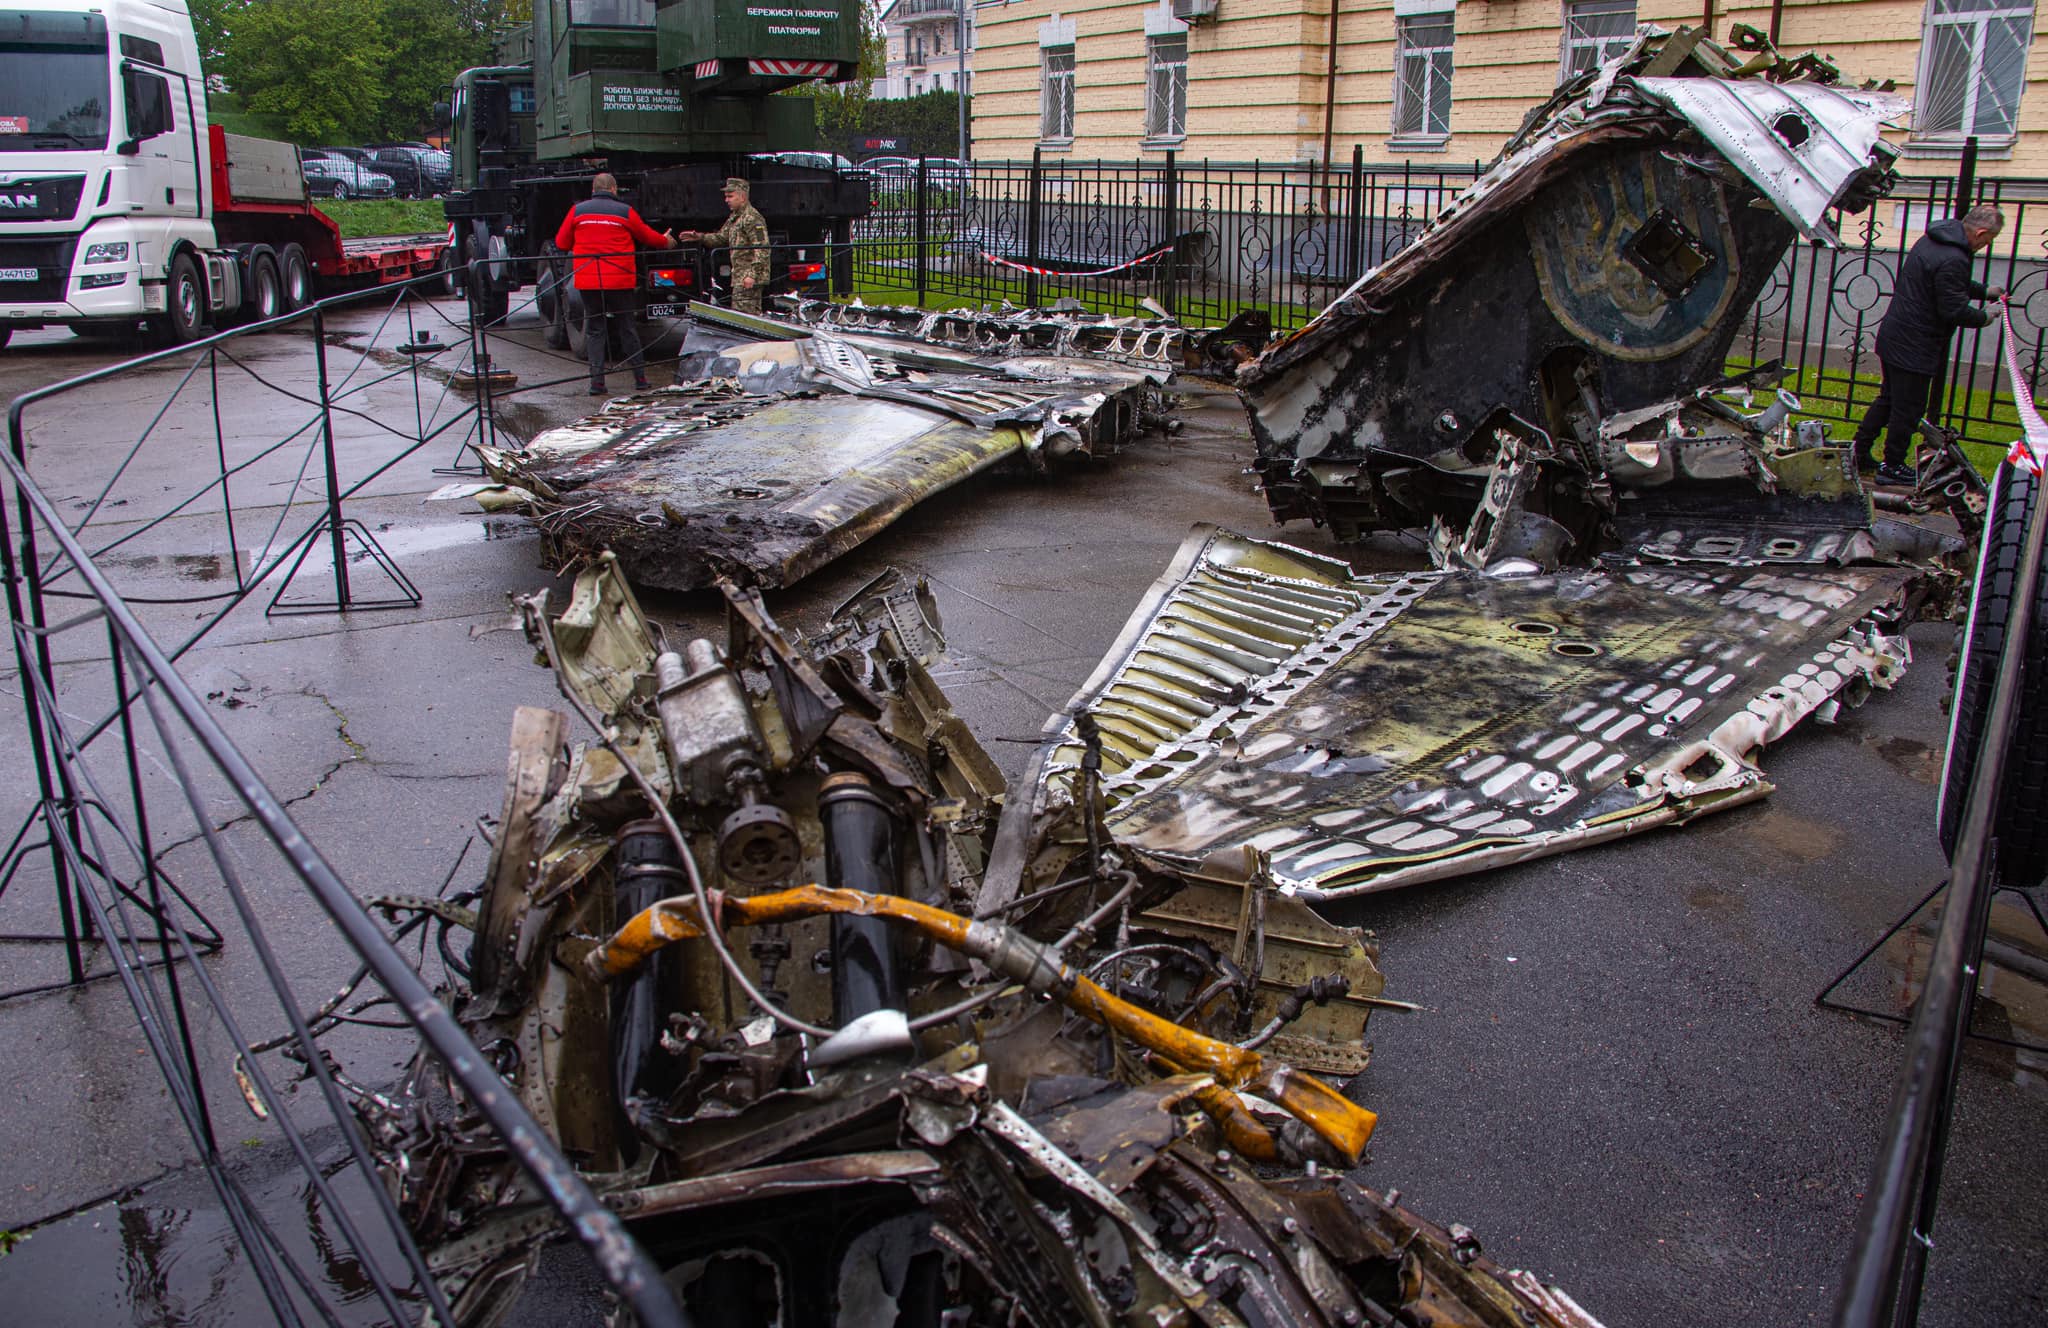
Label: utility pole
xmin=956 ymin=0 xmax=969 ymax=164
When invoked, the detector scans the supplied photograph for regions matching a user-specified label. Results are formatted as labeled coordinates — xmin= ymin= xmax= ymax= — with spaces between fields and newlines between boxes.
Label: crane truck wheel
xmin=279 ymin=244 xmax=312 ymax=312
xmin=562 ymin=285 xmax=586 ymax=358
xmin=151 ymin=253 xmax=208 ymax=346
xmin=1939 ymin=462 xmax=2048 ymax=888
xmin=247 ymin=248 xmax=283 ymax=322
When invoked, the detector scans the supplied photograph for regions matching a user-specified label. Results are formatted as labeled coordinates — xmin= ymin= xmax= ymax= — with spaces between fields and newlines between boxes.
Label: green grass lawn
xmin=318 ymin=199 xmax=449 ymax=239
xmin=1731 ymin=357 xmax=2016 ymax=476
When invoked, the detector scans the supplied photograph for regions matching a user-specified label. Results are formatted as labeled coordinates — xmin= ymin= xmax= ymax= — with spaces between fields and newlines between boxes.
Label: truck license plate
xmin=0 ymin=267 xmax=37 ymax=281
xmin=644 ymin=302 xmax=679 ymax=319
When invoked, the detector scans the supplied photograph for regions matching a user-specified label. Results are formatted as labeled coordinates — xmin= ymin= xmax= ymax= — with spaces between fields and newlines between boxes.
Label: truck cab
xmin=0 ymin=0 xmax=213 ymax=341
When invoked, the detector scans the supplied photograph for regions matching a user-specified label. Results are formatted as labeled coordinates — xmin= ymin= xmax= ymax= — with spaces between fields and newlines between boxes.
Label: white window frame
xmin=1145 ymin=33 xmax=1188 ymax=142
xmin=1914 ymin=0 xmax=2034 ymax=143
xmin=1042 ymin=45 xmax=1076 ymax=144
xmin=1392 ymin=12 xmax=1456 ymax=145
xmin=1560 ymin=0 xmax=1636 ymax=83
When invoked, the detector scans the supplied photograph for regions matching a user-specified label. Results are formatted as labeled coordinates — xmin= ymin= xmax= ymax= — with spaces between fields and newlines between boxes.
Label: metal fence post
xmin=1936 ymin=136 xmax=1981 ymax=430
xmin=916 ymin=155 xmax=929 ymax=308
xmin=1026 ymin=145 xmax=1045 ymax=309
xmin=1347 ymin=144 xmax=1366 ymax=282
xmin=1160 ymin=150 xmax=1179 ymax=317
xmin=310 ymin=307 xmax=352 ymax=609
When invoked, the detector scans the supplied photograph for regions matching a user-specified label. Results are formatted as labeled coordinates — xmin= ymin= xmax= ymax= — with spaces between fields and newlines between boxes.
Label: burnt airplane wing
xmin=1009 ymin=525 xmax=1911 ymax=904
xmin=1238 ymin=26 xmax=1907 ymax=542
xmin=479 ymin=303 xmax=1181 ymax=591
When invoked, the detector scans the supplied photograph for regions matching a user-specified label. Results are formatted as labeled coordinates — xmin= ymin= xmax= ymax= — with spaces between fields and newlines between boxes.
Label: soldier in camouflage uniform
xmin=682 ymin=178 xmax=771 ymax=314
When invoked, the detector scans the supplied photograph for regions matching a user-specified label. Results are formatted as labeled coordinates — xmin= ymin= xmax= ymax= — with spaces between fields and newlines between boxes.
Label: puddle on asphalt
xmin=1862 ymin=734 xmax=1943 ymax=786
xmin=1742 ymin=807 xmax=1845 ymax=864
xmin=96 ymin=552 xmax=241 ymax=583
xmin=0 ymin=1153 xmax=420 ymax=1327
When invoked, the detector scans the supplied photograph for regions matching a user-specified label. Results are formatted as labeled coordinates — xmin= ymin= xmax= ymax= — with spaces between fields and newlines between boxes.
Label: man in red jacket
xmin=554 ymin=173 xmax=677 ymax=394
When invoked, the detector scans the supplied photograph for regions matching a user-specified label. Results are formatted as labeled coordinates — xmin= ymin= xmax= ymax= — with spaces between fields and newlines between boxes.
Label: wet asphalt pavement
xmin=0 ymin=294 xmax=2041 ymax=1325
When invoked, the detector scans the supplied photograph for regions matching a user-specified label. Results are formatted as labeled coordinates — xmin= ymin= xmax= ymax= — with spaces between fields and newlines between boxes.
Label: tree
xmin=373 ymin=0 xmax=487 ymax=139
xmin=217 ymin=0 xmax=391 ymax=142
xmin=187 ymin=0 xmax=248 ymax=71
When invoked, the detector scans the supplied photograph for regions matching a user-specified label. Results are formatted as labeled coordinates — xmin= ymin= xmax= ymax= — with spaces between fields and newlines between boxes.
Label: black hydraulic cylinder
xmin=818 ymin=773 xmax=907 ymax=1023
xmin=610 ymin=819 xmax=688 ymax=1161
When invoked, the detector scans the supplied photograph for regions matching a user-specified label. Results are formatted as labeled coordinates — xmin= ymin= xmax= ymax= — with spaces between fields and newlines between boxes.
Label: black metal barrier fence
xmin=0 ymin=274 xmax=683 ymax=1325
xmin=1833 ymin=465 xmax=2048 ymax=1327
xmin=849 ymin=153 xmax=2048 ymax=450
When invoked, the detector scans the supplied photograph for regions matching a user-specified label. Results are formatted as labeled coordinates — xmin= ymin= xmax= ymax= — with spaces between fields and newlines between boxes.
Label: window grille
xmin=1042 ymin=45 xmax=1075 ymax=142
xmin=1393 ymin=15 xmax=1455 ymax=139
xmin=1562 ymin=0 xmax=1636 ymax=81
xmin=1147 ymin=34 xmax=1188 ymax=140
xmin=1917 ymin=0 xmax=2033 ymax=140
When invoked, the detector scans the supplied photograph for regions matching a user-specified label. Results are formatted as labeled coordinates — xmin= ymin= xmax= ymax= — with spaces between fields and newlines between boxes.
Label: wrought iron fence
xmin=852 ymin=151 xmax=2048 ymax=453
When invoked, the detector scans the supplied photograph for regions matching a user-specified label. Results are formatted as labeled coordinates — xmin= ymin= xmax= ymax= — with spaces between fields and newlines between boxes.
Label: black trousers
xmin=1851 ymin=360 xmax=1935 ymax=466
xmin=581 ymin=287 xmax=644 ymax=381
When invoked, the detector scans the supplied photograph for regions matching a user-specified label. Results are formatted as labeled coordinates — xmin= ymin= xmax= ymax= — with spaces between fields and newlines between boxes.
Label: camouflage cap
xmin=723 ymin=177 xmax=750 ymax=194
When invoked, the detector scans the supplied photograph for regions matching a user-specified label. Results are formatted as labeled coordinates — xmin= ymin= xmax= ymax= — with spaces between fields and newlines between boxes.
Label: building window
xmin=1146 ymin=34 xmax=1188 ymax=141
xmin=1042 ymin=45 xmax=1075 ymax=142
xmin=1393 ymin=15 xmax=1455 ymax=141
xmin=1917 ymin=0 xmax=2033 ymax=140
xmin=1562 ymin=0 xmax=1636 ymax=81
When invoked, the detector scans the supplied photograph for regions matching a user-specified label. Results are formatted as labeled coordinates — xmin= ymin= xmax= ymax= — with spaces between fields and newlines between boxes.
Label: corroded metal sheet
xmin=483 ymin=326 xmax=1166 ymax=590
xmin=1033 ymin=527 xmax=1912 ymax=901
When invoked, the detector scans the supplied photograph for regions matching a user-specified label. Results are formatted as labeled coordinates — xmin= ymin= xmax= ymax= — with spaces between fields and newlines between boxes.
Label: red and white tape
xmin=2001 ymin=297 xmax=2048 ymax=475
xmin=977 ymin=242 xmax=1176 ymax=278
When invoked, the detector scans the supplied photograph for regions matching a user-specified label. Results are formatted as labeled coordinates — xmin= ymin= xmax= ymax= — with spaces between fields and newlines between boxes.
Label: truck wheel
xmin=247 ymin=249 xmax=283 ymax=322
xmin=1939 ymin=462 xmax=2048 ymax=887
xmin=563 ymin=286 xmax=586 ymax=358
xmin=279 ymin=244 xmax=312 ymax=311
xmin=151 ymin=253 xmax=208 ymax=346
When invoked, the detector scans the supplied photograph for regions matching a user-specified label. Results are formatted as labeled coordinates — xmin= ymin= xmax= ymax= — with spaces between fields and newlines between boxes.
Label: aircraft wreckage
xmin=473 ymin=301 xmax=1239 ymax=591
xmin=974 ymin=24 xmax=1984 ymax=907
xmin=308 ymin=26 xmax=1991 ymax=1324
xmin=342 ymin=559 xmax=1600 ymax=1326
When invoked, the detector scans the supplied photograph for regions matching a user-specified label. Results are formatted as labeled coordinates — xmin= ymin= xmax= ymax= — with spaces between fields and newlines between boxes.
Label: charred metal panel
xmin=483 ymin=325 xmax=1168 ymax=590
xmin=1030 ymin=527 xmax=1911 ymax=901
xmin=1238 ymin=29 xmax=1903 ymax=541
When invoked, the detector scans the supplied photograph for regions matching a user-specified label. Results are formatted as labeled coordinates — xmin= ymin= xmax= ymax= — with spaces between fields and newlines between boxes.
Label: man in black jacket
xmin=1852 ymin=205 xmax=2005 ymax=485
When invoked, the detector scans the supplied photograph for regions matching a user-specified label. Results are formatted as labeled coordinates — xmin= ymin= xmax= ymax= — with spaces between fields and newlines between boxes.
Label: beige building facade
xmin=968 ymin=0 xmax=2048 ymax=175
xmin=881 ymin=0 xmax=977 ymax=100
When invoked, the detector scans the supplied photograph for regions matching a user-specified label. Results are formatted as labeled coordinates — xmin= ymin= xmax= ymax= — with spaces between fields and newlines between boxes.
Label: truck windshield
xmin=569 ymin=0 xmax=656 ymax=26
xmin=0 ymin=11 xmax=109 ymax=150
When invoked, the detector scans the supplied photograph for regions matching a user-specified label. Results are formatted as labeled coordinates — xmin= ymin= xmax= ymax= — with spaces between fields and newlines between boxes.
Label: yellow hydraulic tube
xmin=586 ymin=884 xmax=1379 ymax=1164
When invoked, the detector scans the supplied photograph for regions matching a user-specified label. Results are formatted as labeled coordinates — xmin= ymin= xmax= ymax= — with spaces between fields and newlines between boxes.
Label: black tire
xmin=1939 ymin=463 xmax=2048 ymax=886
xmin=279 ymin=243 xmax=312 ymax=311
xmin=0 ymin=326 xmax=11 ymax=349
xmin=247 ymin=249 xmax=283 ymax=322
xmin=151 ymin=252 xmax=207 ymax=345
xmin=332 ymin=181 xmax=350 ymax=201
xmin=563 ymin=285 xmax=586 ymax=359
xmin=540 ymin=251 xmax=571 ymax=349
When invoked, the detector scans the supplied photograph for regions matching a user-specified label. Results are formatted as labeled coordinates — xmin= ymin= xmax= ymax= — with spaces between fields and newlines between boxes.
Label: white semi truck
xmin=0 ymin=0 xmax=446 ymax=346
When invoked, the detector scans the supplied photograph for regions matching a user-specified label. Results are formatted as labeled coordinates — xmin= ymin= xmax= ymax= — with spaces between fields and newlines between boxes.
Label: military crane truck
xmin=444 ymin=0 xmax=870 ymax=345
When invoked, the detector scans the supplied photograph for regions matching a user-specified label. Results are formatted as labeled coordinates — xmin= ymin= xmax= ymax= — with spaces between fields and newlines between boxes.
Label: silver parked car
xmin=300 ymin=152 xmax=396 ymax=201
